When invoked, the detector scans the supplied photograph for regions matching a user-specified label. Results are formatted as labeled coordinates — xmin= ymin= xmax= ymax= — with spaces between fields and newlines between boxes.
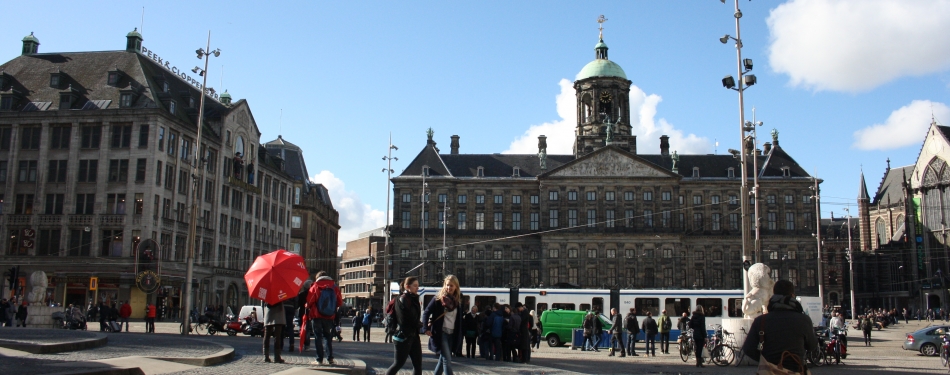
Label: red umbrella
xmin=244 ymin=249 xmax=309 ymax=305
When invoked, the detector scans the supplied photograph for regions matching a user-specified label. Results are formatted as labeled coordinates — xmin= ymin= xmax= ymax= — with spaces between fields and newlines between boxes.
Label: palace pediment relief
xmin=547 ymin=148 xmax=675 ymax=178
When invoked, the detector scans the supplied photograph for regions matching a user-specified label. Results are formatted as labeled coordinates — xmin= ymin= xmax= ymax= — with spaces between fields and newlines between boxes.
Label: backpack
xmin=362 ymin=312 xmax=371 ymax=326
xmin=315 ymin=285 xmax=338 ymax=317
xmin=661 ymin=316 xmax=672 ymax=331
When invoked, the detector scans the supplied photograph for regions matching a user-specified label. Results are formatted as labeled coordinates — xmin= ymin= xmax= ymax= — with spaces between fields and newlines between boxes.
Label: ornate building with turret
xmin=0 ymin=31 xmax=296 ymax=318
xmin=387 ymin=29 xmax=822 ymax=312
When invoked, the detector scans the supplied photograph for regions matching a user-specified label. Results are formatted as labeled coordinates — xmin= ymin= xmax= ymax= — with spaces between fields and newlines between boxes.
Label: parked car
xmin=903 ymin=324 xmax=950 ymax=356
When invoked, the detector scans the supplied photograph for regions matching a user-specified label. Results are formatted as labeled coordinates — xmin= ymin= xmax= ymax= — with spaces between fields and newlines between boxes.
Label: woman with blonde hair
xmin=423 ymin=275 xmax=463 ymax=375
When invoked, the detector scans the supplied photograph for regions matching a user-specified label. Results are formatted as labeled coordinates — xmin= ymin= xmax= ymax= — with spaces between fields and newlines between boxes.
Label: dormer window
xmin=0 ymin=94 xmax=18 ymax=111
xmin=781 ymin=167 xmax=790 ymax=177
xmin=49 ymin=73 xmax=62 ymax=88
xmin=167 ymin=100 xmax=177 ymax=114
xmin=422 ymin=166 xmax=430 ymax=176
xmin=513 ymin=166 xmax=520 ymax=177
xmin=163 ymin=81 xmax=169 ymax=93
xmin=189 ymin=96 xmax=195 ymax=108
xmin=477 ymin=166 xmax=484 ymax=177
xmin=119 ymin=92 xmax=134 ymax=108
xmin=0 ymin=72 xmax=8 ymax=91
xmin=107 ymin=71 xmax=121 ymax=86
xmin=692 ymin=167 xmax=700 ymax=177
xmin=727 ymin=168 xmax=735 ymax=178
xmin=59 ymin=86 xmax=79 ymax=110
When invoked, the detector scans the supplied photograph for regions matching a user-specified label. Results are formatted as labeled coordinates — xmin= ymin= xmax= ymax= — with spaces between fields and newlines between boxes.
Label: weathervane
xmin=597 ymin=15 xmax=607 ymax=40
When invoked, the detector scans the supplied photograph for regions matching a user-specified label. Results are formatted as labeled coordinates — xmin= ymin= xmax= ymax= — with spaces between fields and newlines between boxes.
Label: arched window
xmin=875 ymin=218 xmax=887 ymax=246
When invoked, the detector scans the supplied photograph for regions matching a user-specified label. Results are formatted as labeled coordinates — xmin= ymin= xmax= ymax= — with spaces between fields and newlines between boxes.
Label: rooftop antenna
xmin=140 ymin=7 xmax=145 ymax=34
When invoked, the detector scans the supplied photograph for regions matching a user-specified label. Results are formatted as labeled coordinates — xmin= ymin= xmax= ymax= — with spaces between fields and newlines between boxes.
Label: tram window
xmin=536 ymin=303 xmax=548 ymax=315
xmin=525 ymin=296 xmax=536 ymax=311
xmin=580 ymin=303 xmax=591 ymax=312
xmin=551 ymin=303 xmax=575 ymax=310
xmin=727 ymin=298 xmax=743 ymax=318
xmin=697 ymin=298 xmax=723 ymax=317
xmin=423 ymin=295 xmax=434 ymax=309
xmin=592 ymin=297 xmax=604 ymax=314
xmin=460 ymin=295 xmax=471 ymax=312
xmin=474 ymin=295 xmax=496 ymax=311
xmin=635 ymin=298 xmax=659 ymax=316
xmin=665 ymin=298 xmax=691 ymax=317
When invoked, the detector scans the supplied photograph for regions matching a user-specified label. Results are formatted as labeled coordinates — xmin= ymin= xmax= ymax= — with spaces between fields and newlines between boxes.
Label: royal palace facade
xmin=388 ymin=35 xmax=821 ymax=296
xmin=0 ymin=31 xmax=339 ymax=318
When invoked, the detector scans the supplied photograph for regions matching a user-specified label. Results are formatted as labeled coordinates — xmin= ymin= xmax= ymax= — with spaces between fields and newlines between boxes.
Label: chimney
xmin=538 ymin=135 xmax=547 ymax=152
xmin=21 ymin=32 xmax=39 ymax=56
xmin=126 ymin=28 xmax=143 ymax=52
xmin=763 ymin=142 xmax=771 ymax=154
xmin=450 ymin=135 xmax=460 ymax=155
xmin=659 ymin=135 xmax=670 ymax=156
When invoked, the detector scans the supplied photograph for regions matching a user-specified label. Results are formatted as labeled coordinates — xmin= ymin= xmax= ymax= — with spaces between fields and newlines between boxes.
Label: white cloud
xmin=503 ymin=79 xmax=710 ymax=155
xmin=310 ymin=170 xmax=386 ymax=253
xmin=767 ymin=0 xmax=950 ymax=92
xmin=852 ymin=100 xmax=950 ymax=150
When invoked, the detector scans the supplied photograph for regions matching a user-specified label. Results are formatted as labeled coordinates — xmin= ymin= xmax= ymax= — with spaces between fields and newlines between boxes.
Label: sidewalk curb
xmin=45 ymin=368 xmax=144 ymax=375
xmin=0 ymin=332 xmax=108 ymax=354
xmin=148 ymin=339 xmax=235 ymax=366
xmin=271 ymin=357 xmax=367 ymax=375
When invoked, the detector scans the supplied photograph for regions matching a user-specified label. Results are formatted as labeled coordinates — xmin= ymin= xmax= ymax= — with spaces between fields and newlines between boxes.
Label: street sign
xmin=89 ymin=276 xmax=98 ymax=291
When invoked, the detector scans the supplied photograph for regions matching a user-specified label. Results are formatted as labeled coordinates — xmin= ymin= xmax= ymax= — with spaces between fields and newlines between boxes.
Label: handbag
xmin=755 ymin=329 xmax=810 ymax=375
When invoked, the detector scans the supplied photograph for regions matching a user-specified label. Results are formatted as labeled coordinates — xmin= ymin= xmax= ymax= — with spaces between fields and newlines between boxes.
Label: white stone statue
xmin=742 ymin=263 xmax=774 ymax=318
xmin=28 ymin=270 xmax=48 ymax=306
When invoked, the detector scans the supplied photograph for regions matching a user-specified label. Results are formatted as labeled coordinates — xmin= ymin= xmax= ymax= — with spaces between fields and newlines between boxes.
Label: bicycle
xmin=180 ymin=320 xmax=208 ymax=335
xmin=679 ymin=328 xmax=694 ymax=362
xmin=707 ymin=324 xmax=736 ymax=367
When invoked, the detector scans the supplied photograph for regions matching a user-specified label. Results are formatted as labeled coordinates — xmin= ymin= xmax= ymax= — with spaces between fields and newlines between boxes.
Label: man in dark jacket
xmin=741 ymin=280 xmax=818 ymax=373
xmin=478 ymin=305 xmax=492 ymax=359
xmin=641 ymin=311 xmax=658 ymax=357
xmin=608 ymin=308 xmax=626 ymax=357
xmin=305 ymin=271 xmax=343 ymax=366
xmin=516 ymin=303 xmax=532 ymax=363
xmin=624 ymin=308 xmax=639 ymax=356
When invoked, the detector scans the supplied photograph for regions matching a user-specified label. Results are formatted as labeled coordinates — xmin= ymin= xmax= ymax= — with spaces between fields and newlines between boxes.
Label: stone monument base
xmin=25 ymin=305 xmax=57 ymax=328
xmin=722 ymin=317 xmax=758 ymax=366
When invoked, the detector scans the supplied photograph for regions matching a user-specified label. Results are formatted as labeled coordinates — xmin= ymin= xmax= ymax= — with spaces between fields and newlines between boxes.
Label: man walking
xmin=306 ymin=271 xmax=343 ymax=366
xmin=608 ymin=308 xmax=626 ymax=357
xmin=657 ymin=309 xmax=672 ymax=354
xmin=641 ymin=311 xmax=658 ymax=357
xmin=145 ymin=303 xmax=156 ymax=333
xmin=624 ymin=308 xmax=639 ymax=356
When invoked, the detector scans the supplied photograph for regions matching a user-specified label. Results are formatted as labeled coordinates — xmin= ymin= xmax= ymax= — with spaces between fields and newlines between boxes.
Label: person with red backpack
xmin=304 ymin=271 xmax=342 ymax=366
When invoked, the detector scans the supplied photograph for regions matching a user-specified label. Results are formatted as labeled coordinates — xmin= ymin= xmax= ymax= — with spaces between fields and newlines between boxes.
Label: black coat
xmin=688 ymin=313 xmax=706 ymax=339
xmin=394 ymin=292 xmax=421 ymax=334
xmin=422 ymin=296 xmax=464 ymax=354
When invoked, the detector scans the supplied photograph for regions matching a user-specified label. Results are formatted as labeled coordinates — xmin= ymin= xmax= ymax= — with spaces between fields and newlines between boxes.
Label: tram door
xmin=474 ymin=295 xmax=496 ymax=311
xmin=525 ymin=296 xmax=536 ymax=312
xmin=609 ymin=289 xmax=620 ymax=313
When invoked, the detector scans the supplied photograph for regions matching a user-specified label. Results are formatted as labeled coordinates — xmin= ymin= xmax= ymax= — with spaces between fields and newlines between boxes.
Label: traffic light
xmin=7 ymin=266 xmax=18 ymax=290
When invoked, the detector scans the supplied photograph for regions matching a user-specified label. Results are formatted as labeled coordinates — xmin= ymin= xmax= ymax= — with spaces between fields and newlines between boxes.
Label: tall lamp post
xmin=844 ymin=207 xmax=857 ymax=317
xmin=811 ymin=177 xmax=824 ymax=304
xmin=720 ymin=0 xmax=758 ymax=296
xmin=381 ymin=136 xmax=397 ymax=308
xmin=183 ymin=32 xmax=220 ymax=335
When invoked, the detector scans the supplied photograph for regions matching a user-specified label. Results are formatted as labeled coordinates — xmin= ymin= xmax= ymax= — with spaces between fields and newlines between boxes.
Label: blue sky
xmin=5 ymin=1 xmax=950 ymax=250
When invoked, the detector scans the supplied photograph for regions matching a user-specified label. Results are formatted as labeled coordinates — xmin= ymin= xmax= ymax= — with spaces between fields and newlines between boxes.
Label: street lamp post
xmin=844 ymin=207 xmax=857 ymax=317
xmin=720 ymin=0 xmax=759 ymax=297
xmin=441 ymin=198 xmax=449 ymax=277
xmin=811 ymin=177 xmax=824 ymax=305
xmin=183 ymin=31 xmax=220 ymax=335
xmin=381 ymin=136 xmax=397 ymax=308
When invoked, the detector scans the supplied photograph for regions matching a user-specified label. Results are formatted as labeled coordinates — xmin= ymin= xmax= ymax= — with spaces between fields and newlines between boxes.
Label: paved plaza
xmin=1 ymin=319 xmax=948 ymax=374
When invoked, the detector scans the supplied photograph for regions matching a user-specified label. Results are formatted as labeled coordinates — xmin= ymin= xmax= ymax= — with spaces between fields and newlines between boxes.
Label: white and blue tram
xmin=407 ymin=286 xmax=743 ymax=338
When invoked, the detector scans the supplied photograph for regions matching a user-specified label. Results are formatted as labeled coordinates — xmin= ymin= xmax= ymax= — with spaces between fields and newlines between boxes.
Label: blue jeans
xmin=310 ymin=318 xmax=334 ymax=362
xmin=434 ymin=332 xmax=456 ymax=375
xmin=585 ymin=333 xmax=601 ymax=350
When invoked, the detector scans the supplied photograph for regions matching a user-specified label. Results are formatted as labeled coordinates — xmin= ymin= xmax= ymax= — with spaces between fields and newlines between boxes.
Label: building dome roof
xmin=22 ymin=32 xmax=39 ymax=43
xmin=576 ymin=59 xmax=627 ymax=80
xmin=126 ymin=28 xmax=142 ymax=38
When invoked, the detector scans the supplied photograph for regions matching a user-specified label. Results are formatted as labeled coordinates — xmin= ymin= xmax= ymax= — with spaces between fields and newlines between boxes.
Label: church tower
xmin=574 ymin=16 xmax=634 ymax=158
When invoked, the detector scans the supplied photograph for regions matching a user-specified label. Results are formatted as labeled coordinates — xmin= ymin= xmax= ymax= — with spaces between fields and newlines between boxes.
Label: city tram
xmin=404 ymin=286 xmax=743 ymax=341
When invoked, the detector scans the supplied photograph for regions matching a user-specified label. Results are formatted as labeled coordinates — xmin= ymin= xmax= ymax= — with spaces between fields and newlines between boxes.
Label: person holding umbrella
xmin=244 ymin=249 xmax=311 ymax=361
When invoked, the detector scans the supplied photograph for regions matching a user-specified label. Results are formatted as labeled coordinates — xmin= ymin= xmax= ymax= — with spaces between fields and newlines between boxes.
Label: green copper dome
xmin=127 ymin=28 xmax=142 ymax=38
xmin=22 ymin=32 xmax=39 ymax=43
xmin=576 ymin=39 xmax=626 ymax=80
xmin=577 ymin=59 xmax=627 ymax=80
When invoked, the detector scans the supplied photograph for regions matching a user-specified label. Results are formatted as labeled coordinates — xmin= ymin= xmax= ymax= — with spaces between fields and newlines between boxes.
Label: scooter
xmin=241 ymin=315 xmax=265 ymax=337
xmin=826 ymin=327 xmax=848 ymax=363
xmin=224 ymin=314 xmax=243 ymax=336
